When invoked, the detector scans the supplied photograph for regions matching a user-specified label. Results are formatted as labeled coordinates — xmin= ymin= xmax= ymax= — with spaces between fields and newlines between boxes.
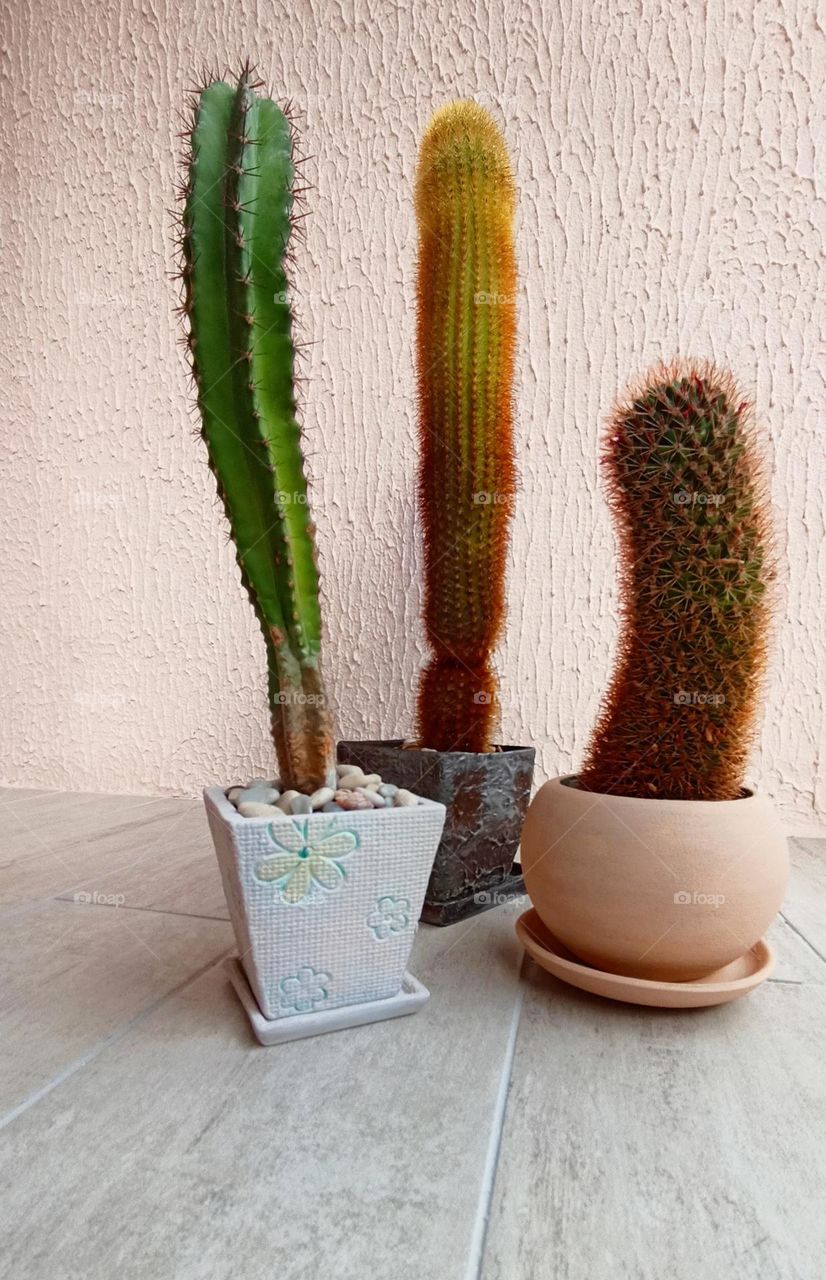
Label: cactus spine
xmin=177 ymin=66 xmax=332 ymax=793
xmin=414 ymin=102 xmax=517 ymax=753
xmin=580 ymin=361 xmax=773 ymax=801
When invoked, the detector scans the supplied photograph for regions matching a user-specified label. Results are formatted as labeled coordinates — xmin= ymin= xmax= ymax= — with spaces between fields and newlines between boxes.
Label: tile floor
xmin=1 ymin=788 xmax=823 ymax=1279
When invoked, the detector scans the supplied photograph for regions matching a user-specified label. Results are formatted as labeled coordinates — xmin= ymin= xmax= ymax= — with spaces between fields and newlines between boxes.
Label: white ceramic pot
xmin=521 ymin=775 xmax=789 ymax=982
xmin=205 ymin=788 xmax=446 ymax=1022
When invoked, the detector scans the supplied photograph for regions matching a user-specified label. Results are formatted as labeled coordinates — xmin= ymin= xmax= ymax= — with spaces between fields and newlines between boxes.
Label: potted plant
xmin=520 ymin=361 xmax=788 ymax=988
xmin=338 ymin=101 xmax=535 ymax=926
xmin=176 ymin=66 xmax=445 ymax=1044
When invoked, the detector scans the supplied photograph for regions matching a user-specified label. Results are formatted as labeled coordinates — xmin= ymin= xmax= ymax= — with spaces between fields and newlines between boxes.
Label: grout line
xmin=53 ymin=897 xmax=230 ymax=924
xmin=0 ymin=947 xmax=234 ymax=1134
xmin=778 ymin=910 xmax=826 ymax=967
xmin=0 ymin=809 xmax=205 ymax=925
xmin=0 ymin=791 xmax=178 ymax=812
xmin=464 ymin=954 xmax=526 ymax=1280
xmin=0 ymin=787 xmax=193 ymax=804
xmin=0 ymin=791 xmax=57 ymax=806
xmin=0 ymin=804 xmax=201 ymax=883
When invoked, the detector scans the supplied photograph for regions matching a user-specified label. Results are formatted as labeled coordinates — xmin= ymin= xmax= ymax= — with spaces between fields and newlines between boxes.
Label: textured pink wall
xmin=1 ymin=0 xmax=823 ymax=831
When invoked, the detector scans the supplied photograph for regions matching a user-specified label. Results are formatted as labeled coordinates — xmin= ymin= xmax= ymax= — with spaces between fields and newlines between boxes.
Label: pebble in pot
xmin=238 ymin=801 xmax=285 ymax=819
xmin=394 ymin=790 xmax=418 ymax=808
xmin=334 ymin=789 xmax=375 ymax=811
xmin=228 ymin=775 xmax=424 ymax=816
xmin=337 ymin=770 xmax=366 ymax=791
xmin=236 ymin=785 xmax=281 ymax=806
xmin=356 ymin=787 xmax=387 ymax=808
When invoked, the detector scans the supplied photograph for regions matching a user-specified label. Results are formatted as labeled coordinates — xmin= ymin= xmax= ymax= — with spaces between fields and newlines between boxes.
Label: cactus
xmin=176 ymin=66 xmax=333 ymax=793
xmin=414 ymin=102 xmax=518 ymax=754
xmin=579 ymin=361 xmax=774 ymax=801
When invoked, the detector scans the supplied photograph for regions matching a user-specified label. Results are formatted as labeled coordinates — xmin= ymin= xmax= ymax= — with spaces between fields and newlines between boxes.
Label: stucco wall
xmin=1 ymin=0 xmax=823 ymax=831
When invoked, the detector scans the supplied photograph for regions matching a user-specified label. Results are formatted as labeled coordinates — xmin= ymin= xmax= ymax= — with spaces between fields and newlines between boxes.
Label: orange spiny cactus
xmin=414 ymin=101 xmax=518 ymax=753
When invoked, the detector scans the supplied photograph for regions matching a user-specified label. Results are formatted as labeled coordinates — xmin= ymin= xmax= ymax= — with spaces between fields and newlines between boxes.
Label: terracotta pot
xmin=521 ymin=775 xmax=789 ymax=981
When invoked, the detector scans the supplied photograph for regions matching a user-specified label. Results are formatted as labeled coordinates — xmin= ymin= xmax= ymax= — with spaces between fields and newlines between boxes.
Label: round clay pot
xmin=521 ymin=776 xmax=789 ymax=982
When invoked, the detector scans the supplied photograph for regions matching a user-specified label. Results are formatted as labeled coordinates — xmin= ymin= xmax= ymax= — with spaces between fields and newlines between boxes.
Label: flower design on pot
xmin=254 ymin=819 xmax=358 ymax=905
xmin=367 ymin=895 xmax=411 ymax=940
xmin=279 ymin=966 xmax=331 ymax=1015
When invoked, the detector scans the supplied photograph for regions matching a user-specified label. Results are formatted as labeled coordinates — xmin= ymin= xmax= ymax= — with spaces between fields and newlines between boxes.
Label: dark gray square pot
xmin=336 ymin=740 xmax=536 ymax=926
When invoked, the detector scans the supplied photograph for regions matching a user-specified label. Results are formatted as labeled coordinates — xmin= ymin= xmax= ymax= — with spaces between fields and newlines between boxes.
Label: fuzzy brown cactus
xmin=579 ymin=360 xmax=774 ymax=801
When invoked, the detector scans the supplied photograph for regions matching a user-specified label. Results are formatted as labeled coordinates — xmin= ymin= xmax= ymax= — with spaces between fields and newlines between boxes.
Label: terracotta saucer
xmin=516 ymin=909 xmax=774 ymax=1009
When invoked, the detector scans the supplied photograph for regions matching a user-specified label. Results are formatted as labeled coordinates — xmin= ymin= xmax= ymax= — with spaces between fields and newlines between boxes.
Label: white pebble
xmin=238 ymin=801 xmax=284 ymax=818
xmin=355 ymin=787 xmax=386 ymax=808
xmin=362 ymin=774 xmax=382 ymax=786
xmin=334 ymin=789 xmax=374 ymax=811
xmin=310 ymin=787 xmax=335 ymax=810
xmin=237 ymin=785 xmax=280 ymax=806
xmin=378 ymin=783 xmax=398 ymax=798
xmin=321 ymin=801 xmax=343 ymax=813
xmin=227 ymin=787 xmax=242 ymax=803
xmin=336 ymin=762 xmax=355 ymax=777
xmin=277 ymin=790 xmax=300 ymax=812
xmin=290 ymin=794 xmax=313 ymax=815
xmin=337 ymin=771 xmax=366 ymax=791
xmin=394 ymin=789 xmax=418 ymax=807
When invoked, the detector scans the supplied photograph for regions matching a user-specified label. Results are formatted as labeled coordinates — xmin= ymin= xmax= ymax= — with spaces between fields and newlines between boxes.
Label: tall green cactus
xmin=580 ymin=361 xmax=773 ymax=801
xmin=414 ymin=101 xmax=518 ymax=754
xmin=177 ymin=66 xmax=332 ymax=793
